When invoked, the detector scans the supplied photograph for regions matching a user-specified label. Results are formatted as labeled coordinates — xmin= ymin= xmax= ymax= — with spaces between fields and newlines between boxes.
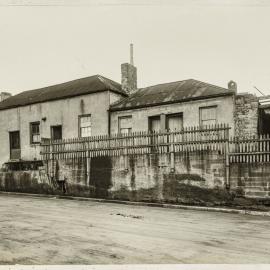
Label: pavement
xmin=0 ymin=193 xmax=270 ymax=264
xmin=1 ymin=191 xmax=270 ymax=217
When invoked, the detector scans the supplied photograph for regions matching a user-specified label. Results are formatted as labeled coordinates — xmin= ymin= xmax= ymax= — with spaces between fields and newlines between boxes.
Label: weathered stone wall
xmin=234 ymin=93 xmax=259 ymax=138
xmin=0 ymin=168 xmax=54 ymax=194
xmin=230 ymin=163 xmax=270 ymax=198
xmin=0 ymin=151 xmax=229 ymax=205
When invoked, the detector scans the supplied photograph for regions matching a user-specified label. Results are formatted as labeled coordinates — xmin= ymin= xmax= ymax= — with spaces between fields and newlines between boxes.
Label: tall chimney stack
xmin=130 ymin=43 xmax=134 ymax=66
xmin=121 ymin=43 xmax=137 ymax=94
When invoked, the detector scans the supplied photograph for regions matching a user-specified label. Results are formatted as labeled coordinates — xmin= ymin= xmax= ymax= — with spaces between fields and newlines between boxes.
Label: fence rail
xmin=40 ymin=124 xmax=230 ymax=160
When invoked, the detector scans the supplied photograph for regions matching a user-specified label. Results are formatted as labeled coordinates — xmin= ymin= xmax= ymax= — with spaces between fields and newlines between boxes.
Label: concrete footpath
xmin=1 ymin=191 xmax=270 ymax=217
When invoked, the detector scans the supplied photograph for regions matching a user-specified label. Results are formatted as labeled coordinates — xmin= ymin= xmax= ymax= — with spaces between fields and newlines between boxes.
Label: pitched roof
xmin=0 ymin=75 xmax=127 ymax=111
xmin=110 ymin=79 xmax=234 ymax=111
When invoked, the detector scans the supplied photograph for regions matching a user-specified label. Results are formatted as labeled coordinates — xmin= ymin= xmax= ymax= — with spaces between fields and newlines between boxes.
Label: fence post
xmin=86 ymin=150 xmax=91 ymax=185
xmin=225 ymin=130 xmax=230 ymax=189
xmin=170 ymin=132 xmax=175 ymax=172
xmin=49 ymin=141 xmax=55 ymax=182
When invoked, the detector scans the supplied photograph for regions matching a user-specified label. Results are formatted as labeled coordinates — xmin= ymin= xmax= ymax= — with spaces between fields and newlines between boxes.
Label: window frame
xmin=118 ymin=115 xmax=132 ymax=135
xmin=199 ymin=105 xmax=217 ymax=127
xmin=29 ymin=121 xmax=41 ymax=144
xmin=165 ymin=113 xmax=183 ymax=131
xmin=78 ymin=114 xmax=92 ymax=138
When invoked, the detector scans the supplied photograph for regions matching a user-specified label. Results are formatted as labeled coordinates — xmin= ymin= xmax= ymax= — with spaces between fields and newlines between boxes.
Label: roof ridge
xmin=139 ymin=78 xmax=191 ymax=90
xmin=6 ymin=74 xmax=101 ymax=96
xmin=0 ymin=74 xmax=126 ymax=111
xmin=189 ymin=78 xmax=231 ymax=92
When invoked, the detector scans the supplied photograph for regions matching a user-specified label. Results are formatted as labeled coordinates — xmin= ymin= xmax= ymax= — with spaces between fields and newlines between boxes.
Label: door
xmin=149 ymin=116 xmax=161 ymax=149
xmin=9 ymin=131 xmax=21 ymax=160
xmin=149 ymin=116 xmax=161 ymax=133
xmin=51 ymin=125 xmax=62 ymax=140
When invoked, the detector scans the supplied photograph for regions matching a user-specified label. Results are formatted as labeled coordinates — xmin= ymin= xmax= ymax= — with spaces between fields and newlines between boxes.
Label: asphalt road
xmin=0 ymin=194 xmax=270 ymax=264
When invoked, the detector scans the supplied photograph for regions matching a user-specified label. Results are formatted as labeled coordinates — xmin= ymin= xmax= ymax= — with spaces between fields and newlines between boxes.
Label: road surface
xmin=0 ymin=193 xmax=269 ymax=264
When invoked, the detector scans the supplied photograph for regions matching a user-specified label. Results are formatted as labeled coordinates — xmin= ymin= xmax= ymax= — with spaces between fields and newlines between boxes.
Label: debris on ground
xmin=110 ymin=213 xmax=143 ymax=219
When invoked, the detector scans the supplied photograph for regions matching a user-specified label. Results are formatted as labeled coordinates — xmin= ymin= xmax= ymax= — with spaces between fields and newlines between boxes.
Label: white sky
xmin=0 ymin=0 xmax=269 ymax=95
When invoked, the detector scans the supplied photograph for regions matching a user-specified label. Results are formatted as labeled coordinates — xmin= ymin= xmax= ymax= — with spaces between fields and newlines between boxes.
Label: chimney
xmin=228 ymin=80 xmax=237 ymax=93
xmin=121 ymin=43 xmax=137 ymax=94
xmin=0 ymin=92 xmax=12 ymax=102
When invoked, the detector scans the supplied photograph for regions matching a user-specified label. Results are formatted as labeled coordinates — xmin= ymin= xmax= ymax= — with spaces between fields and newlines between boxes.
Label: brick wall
xmin=234 ymin=93 xmax=259 ymax=138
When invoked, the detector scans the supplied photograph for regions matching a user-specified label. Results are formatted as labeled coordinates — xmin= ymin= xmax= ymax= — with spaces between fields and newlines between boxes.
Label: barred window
xmin=30 ymin=122 xmax=40 ymax=144
xmin=79 ymin=115 xmax=91 ymax=137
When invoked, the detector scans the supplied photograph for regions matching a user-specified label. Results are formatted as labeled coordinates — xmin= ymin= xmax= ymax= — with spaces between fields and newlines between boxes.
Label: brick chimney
xmin=121 ymin=44 xmax=137 ymax=94
xmin=0 ymin=92 xmax=12 ymax=102
xmin=228 ymin=80 xmax=237 ymax=93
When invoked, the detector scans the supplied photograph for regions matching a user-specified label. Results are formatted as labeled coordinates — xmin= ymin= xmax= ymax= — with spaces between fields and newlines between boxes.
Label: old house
xmin=0 ymin=75 xmax=127 ymax=167
xmin=0 ymin=45 xmax=268 ymax=200
xmin=111 ymin=53 xmax=260 ymax=139
xmin=110 ymin=79 xmax=237 ymax=135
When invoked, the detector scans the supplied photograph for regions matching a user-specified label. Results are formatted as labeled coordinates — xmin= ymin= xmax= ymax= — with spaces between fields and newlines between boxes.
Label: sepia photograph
xmin=0 ymin=0 xmax=269 ymax=269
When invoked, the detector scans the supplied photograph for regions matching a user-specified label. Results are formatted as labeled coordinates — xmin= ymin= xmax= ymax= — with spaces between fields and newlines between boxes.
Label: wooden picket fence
xmin=40 ymin=124 xmax=270 ymax=164
xmin=40 ymin=123 xmax=230 ymax=160
xmin=228 ymin=134 xmax=270 ymax=163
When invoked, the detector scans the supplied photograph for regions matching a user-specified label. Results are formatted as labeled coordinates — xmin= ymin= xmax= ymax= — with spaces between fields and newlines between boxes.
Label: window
xmin=200 ymin=106 xmax=217 ymax=126
xmin=30 ymin=122 xmax=40 ymax=144
xmin=166 ymin=113 xmax=183 ymax=131
xmin=149 ymin=115 xmax=161 ymax=132
xmin=51 ymin=125 xmax=62 ymax=140
xmin=119 ymin=116 xmax=132 ymax=134
xmin=79 ymin=115 xmax=91 ymax=137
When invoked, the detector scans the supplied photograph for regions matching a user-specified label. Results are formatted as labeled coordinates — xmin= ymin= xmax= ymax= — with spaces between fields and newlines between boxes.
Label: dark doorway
xmin=51 ymin=125 xmax=62 ymax=140
xmin=258 ymin=108 xmax=270 ymax=135
xmin=90 ymin=157 xmax=112 ymax=198
xmin=9 ymin=131 xmax=21 ymax=160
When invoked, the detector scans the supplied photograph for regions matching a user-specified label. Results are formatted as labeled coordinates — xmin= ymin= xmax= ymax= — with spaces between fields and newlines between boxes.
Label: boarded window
xmin=119 ymin=116 xmax=132 ymax=134
xmin=30 ymin=122 xmax=40 ymax=144
xmin=200 ymin=106 xmax=217 ymax=126
xmin=149 ymin=116 xmax=161 ymax=132
xmin=79 ymin=115 xmax=91 ymax=137
xmin=166 ymin=114 xmax=183 ymax=131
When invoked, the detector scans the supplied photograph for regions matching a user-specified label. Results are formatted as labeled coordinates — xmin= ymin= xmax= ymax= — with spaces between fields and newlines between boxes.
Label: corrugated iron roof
xmin=110 ymin=79 xmax=234 ymax=111
xmin=0 ymin=75 xmax=127 ymax=111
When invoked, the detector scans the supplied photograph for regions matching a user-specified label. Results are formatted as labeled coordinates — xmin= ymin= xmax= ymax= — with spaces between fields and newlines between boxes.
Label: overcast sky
xmin=0 ymin=0 xmax=269 ymax=95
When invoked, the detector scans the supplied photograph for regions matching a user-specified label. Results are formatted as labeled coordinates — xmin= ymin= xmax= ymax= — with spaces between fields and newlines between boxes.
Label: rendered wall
xmin=0 ymin=91 xmax=123 ymax=167
xmin=110 ymin=95 xmax=235 ymax=135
